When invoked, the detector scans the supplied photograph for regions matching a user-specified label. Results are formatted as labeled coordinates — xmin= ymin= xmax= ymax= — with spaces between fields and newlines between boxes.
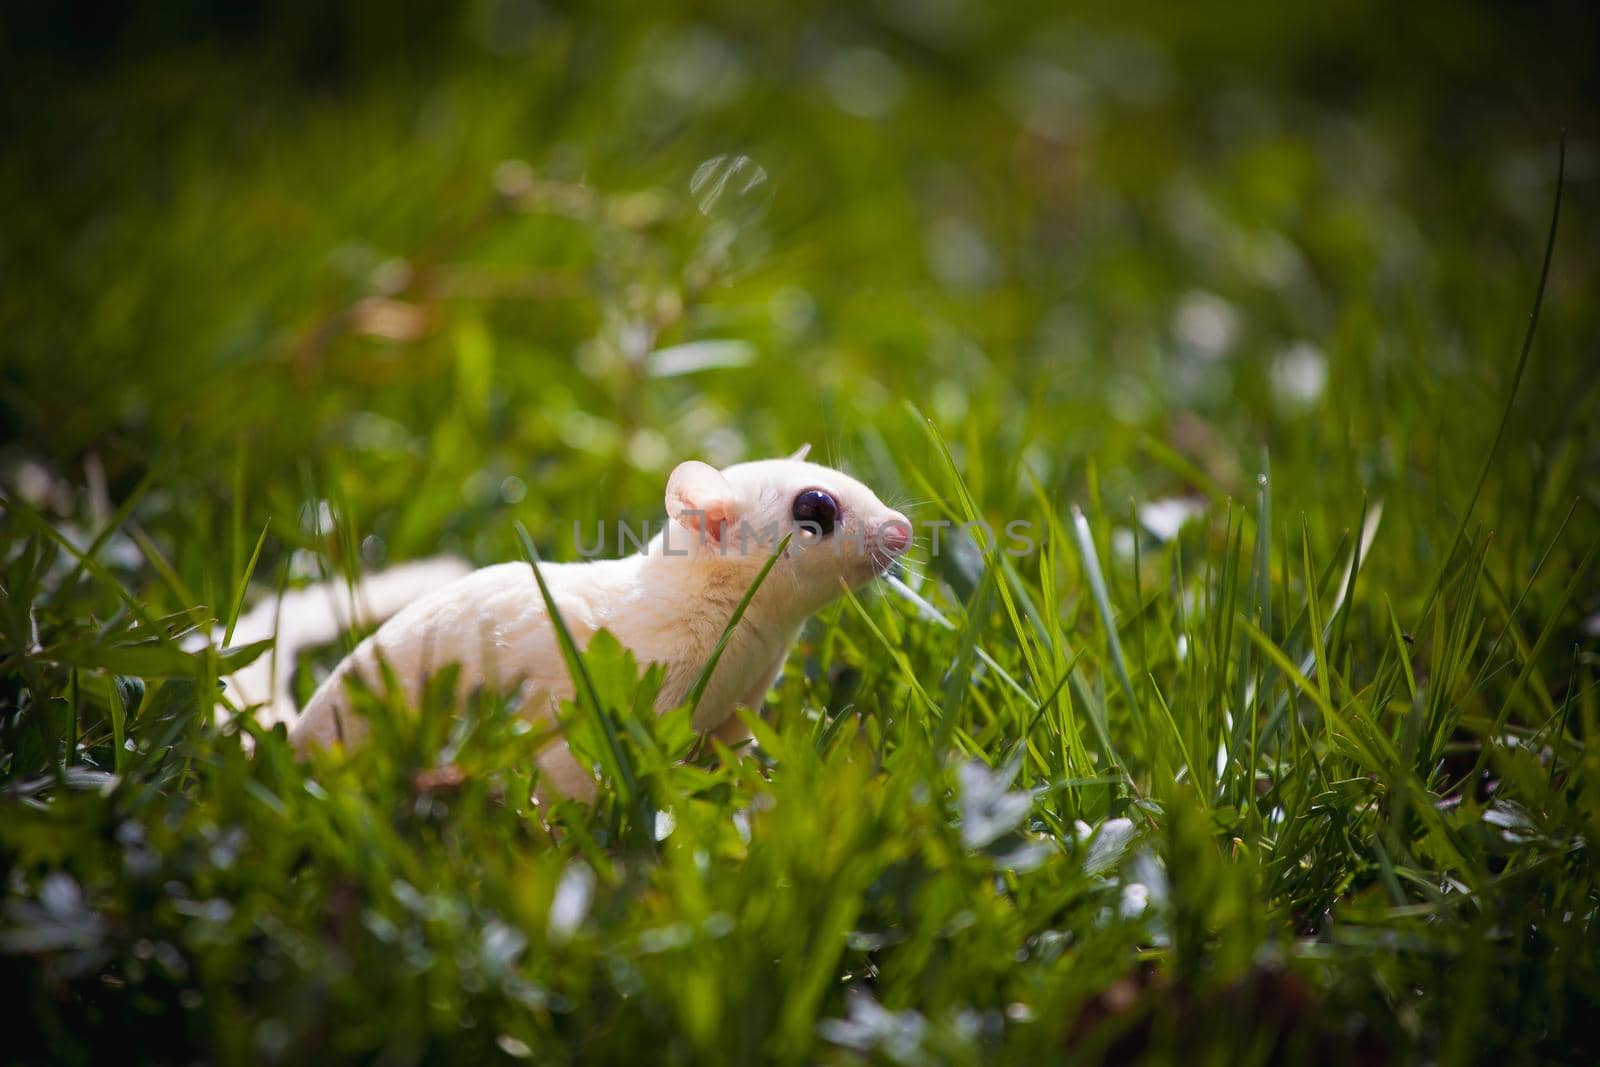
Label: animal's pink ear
xmin=666 ymin=461 xmax=738 ymax=545
xmin=789 ymin=443 xmax=811 ymax=461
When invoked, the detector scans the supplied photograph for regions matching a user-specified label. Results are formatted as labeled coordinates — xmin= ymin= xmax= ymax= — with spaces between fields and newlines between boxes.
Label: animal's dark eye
xmin=791 ymin=489 xmax=838 ymax=537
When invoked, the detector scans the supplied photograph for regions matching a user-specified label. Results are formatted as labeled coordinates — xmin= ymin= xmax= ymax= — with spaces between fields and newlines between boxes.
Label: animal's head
xmin=663 ymin=445 xmax=910 ymax=614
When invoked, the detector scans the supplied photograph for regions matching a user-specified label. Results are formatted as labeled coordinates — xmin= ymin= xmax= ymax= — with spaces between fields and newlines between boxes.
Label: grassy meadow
xmin=3 ymin=3 xmax=1599 ymax=1063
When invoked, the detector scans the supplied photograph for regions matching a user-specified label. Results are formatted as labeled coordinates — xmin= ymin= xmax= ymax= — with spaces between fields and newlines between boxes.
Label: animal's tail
xmin=217 ymin=557 xmax=473 ymax=731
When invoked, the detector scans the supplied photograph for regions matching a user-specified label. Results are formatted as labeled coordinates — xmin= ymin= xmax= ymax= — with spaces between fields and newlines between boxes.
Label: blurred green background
xmin=3 ymin=0 xmax=1595 ymax=553
xmin=4 ymin=2 xmax=1600 ymax=1064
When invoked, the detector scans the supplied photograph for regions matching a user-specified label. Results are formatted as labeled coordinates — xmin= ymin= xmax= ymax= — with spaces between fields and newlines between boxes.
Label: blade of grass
xmin=683 ymin=532 xmax=793 ymax=714
xmin=1453 ymin=531 xmax=1599 ymax=789
xmin=881 ymin=574 xmax=1042 ymax=712
xmin=1069 ymin=505 xmax=1141 ymax=730
xmin=935 ymin=546 xmax=997 ymax=754
xmin=1385 ymin=595 xmax=1418 ymax=703
xmin=513 ymin=522 xmax=642 ymax=822
xmin=222 ymin=521 xmax=271 ymax=648
xmin=56 ymin=465 xmax=158 ymax=593
xmin=1416 ymin=139 xmax=1563 ymax=626
xmin=916 ymin=411 xmax=1048 ymax=698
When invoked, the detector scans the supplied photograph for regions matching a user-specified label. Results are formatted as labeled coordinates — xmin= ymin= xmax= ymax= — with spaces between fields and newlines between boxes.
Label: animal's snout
xmin=879 ymin=513 xmax=912 ymax=555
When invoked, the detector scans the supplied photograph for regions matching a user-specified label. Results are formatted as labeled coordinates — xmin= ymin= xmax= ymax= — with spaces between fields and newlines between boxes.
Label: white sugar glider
xmin=230 ymin=448 xmax=911 ymax=797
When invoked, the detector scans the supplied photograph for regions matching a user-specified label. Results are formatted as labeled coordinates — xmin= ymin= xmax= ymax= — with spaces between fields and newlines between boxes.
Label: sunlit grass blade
xmin=881 ymin=574 xmax=1041 ymax=719
xmin=684 ymin=532 xmax=792 ymax=715
xmin=1301 ymin=519 xmax=1333 ymax=708
xmin=1068 ymin=505 xmax=1140 ymax=731
xmin=915 ymin=409 xmax=1048 ymax=696
xmin=513 ymin=521 xmax=642 ymax=824
xmin=1147 ymin=675 xmax=1205 ymax=804
xmin=222 ymin=521 xmax=271 ymax=649
xmin=841 ymin=585 xmax=941 ymax=724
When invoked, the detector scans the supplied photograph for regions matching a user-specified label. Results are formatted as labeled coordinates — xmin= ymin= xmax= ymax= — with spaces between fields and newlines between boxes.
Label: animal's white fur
xmin=277 ymin=456 xmax=909 ymax=797
xmin=215 ymin=557 xmax=473 ymax=730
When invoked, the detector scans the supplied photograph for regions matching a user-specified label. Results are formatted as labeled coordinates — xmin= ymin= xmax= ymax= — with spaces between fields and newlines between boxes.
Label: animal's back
xmin=216 ymin=556 xmax=473 ymax=731
xmin=284 ymin=557 xmax=673 ymax=737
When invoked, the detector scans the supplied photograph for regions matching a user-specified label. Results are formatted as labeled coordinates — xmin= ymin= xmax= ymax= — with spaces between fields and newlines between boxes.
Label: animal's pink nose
xmin=880 ymin=514 xmax=911 ymax=555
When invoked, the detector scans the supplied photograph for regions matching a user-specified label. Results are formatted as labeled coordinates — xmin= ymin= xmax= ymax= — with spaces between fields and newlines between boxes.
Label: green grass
xmin=3 ymin=3 xmax=1599 ymax=1064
